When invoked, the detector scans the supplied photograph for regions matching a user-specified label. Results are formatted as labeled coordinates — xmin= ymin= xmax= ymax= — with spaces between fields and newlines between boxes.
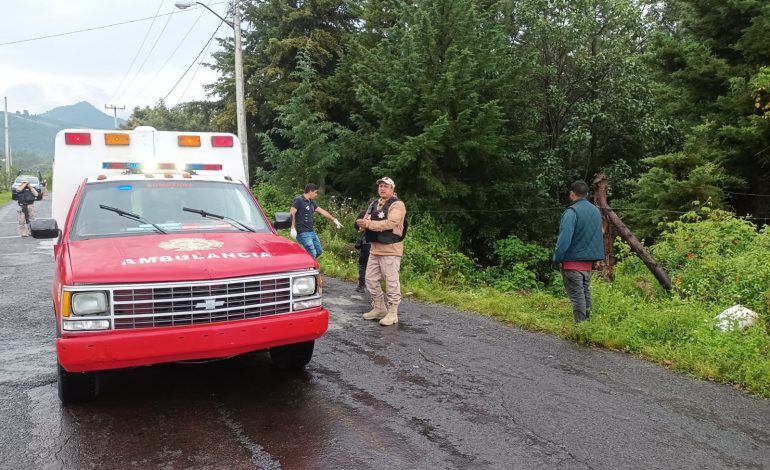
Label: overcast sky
xmin=0 ymin=0 xmax=231 ymax=119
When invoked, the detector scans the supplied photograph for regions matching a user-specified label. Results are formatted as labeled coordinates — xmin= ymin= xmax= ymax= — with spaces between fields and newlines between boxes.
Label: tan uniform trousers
xmin=365 ymin=254 xmax=402 ymax=306
xmin=18 ymin=204 xmax=35 ymax=237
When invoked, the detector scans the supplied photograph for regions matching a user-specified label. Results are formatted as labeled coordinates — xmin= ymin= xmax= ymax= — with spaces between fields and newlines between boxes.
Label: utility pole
xmin=174 ymin=0 xmax=250 ymax=184
xmin=104 ymin=104 xmax=125 ymax=129
xmin=3 ymin=97 xmax=9 ymax=175
xmin=233 ymin=0 xmax=249 ymax=185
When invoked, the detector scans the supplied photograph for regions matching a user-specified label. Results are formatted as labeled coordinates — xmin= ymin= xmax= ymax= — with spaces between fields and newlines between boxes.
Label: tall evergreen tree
xmin=207 ymin=0 xmax=358 ymax=172
xmin=260 ymin=47 xmax=343 ymax=190
xmin=343 ymin=0 xmax=529 ymax=243
xmin=633 ymin=0 xmax=770 ymax=232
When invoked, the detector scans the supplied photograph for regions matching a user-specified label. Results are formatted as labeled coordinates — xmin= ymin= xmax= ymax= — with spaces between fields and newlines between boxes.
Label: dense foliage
xmin=128 ymin=0 xmax=770 ymax=393
xmin=126 ymin=0 xmax=770 ymax=246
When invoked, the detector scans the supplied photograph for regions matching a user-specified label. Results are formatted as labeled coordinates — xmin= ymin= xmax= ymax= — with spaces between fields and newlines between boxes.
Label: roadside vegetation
xmin=0 ymin=170 xmax=11 ymax=205
xmin=256 ymin=185 xmax=770 ymax=397
xmin=123 ymin=0 xmax=770 ymax=398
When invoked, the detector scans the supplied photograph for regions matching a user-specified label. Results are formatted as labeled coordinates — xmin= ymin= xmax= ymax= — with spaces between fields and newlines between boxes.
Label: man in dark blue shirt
xmin=290 ymin=183 xmax=343 ymax=258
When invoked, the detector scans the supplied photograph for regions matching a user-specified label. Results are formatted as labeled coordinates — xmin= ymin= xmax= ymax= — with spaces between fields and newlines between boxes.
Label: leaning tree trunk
xmin=592 ymin=174 xmax=684 ymax=298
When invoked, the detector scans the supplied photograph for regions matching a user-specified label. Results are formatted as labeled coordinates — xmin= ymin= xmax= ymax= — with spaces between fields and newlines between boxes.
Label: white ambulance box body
xmin=51 ymin=127 xmax=244 ymax=228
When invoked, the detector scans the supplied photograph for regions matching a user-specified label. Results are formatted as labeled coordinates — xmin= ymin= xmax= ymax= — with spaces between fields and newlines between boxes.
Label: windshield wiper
xmin=99 ymin=204 xmax=167 ymax=234
xmin=183 ymin=207 xmax=256 ymax=232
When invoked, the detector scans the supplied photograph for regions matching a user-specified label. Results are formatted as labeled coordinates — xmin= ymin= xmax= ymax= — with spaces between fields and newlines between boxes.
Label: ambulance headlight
xmin=292 ymin=276 xmax=316 ymax=296
xmin=71 ymin=292 xmax=108 ymax=315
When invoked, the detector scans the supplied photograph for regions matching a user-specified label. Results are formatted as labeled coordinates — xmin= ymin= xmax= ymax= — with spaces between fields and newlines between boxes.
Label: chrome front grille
xmin=98 ymin=273 xmax=311 ymax=330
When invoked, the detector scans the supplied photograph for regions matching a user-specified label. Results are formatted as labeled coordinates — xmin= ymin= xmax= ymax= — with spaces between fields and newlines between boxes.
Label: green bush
xmin=252 ymin=182 xmax=293 ymax=219
xmin=641 ymin=207 xmax=770 ymax=316
xmin=653 ymin=207 xmax=758 ymax=272
xmin=398 ymin=215 xmax=480 ymax=287
xmin=482 ymin=235 xmax=555 ymax=291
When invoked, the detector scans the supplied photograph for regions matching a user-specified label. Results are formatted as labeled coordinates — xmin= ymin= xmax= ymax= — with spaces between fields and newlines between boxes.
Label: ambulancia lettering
xmin=121 ymin=251 xmax=271 ymax=265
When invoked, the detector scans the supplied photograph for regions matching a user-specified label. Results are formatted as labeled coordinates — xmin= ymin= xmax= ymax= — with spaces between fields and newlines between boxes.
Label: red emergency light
xmin=65 ymin=132 xmax=92 ymax=145
xmin=211 ymin=135 xmax=234 ymax=147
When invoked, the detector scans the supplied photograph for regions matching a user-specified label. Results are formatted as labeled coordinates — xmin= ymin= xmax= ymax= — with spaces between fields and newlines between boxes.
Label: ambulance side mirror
xmin=30 ymin=218 xmax=61 ymax=239
xmin=273 ymin=212 xmax=291 ymax=229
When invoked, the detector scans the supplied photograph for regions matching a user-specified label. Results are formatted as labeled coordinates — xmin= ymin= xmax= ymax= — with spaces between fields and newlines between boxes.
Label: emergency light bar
xmin=101 ymin=162 xmax=223 ymax=171
xmin=64 ymin=131 xmax=234 ymax=148
xmin=102 ymin=162 xmax=141 ymax=170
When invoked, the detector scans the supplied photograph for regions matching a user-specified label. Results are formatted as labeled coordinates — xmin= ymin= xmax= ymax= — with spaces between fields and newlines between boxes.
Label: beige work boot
xmin=379 ymin=304 xmax=399 ymax=326
xmin=362 ymin=298 xmax=387 ymax=320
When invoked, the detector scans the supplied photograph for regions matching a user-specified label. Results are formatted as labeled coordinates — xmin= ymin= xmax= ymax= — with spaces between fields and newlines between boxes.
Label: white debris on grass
xmin=715 ymin=304 xmax=758 ymax=331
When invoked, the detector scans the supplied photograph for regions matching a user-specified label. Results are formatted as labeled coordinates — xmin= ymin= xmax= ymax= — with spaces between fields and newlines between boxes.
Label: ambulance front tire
xmin=269 ymin=341 xmax=314 ymax=370
xmin=57 ymin=363 xmax=99 ymax=404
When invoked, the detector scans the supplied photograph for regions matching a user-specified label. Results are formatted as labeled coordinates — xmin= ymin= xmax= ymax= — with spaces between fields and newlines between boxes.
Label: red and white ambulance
xmin=33 ymin=127 xmax=328 ymax=403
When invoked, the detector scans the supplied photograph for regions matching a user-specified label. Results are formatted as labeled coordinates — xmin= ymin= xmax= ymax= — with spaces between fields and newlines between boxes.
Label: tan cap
xmin=376 ymin=176 xmax=395 ymax=188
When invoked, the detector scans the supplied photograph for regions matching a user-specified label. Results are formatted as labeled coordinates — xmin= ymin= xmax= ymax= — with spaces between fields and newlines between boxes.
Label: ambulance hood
xmin=66 ymin=232 xmax=316 ymax=284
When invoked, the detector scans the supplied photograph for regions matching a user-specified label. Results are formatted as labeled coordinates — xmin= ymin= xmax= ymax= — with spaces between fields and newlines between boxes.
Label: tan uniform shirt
xmin=366 ymin=199 xmax=406 ymax=257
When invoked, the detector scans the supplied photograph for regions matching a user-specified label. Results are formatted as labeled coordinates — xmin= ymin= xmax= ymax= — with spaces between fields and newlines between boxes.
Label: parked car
xmin=11 ymin=175 xmax=44 ymax=201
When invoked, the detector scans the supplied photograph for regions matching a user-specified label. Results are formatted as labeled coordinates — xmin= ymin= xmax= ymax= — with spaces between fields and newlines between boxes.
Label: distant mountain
xmin=0 ymin=102 xmax=126 ymax=166
xmin=41 ymin=101 xmax=124 ymax=130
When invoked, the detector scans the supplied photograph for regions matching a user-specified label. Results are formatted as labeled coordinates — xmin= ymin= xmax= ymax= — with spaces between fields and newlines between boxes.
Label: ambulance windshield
xmin=70 ymin=180 xmax=271 ymax=239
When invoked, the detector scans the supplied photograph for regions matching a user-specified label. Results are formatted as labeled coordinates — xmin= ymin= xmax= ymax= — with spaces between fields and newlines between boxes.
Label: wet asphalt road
xmin=1 ymin=196 xmax=770 ymax=470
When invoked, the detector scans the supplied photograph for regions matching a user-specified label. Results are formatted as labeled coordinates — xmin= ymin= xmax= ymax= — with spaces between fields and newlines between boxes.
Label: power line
xmin=725 ymin=190 xmax=770 ymax=198
xmin=174 ymin=38 xmax=215 ymax=106
xmin=0 ymin=3 xmax=226 ymax=47
xmin=424 ymin=206 xmax=770 ymax=221
xmin=129 ymin=2 xmax=212 ymax=103
xmin=106 ymin=0 xmax=167 ymax=104
xmin=114 ymin=4 xmax=178 ymax=103
xmin=168 ymin=19 xmax=225 ymax=104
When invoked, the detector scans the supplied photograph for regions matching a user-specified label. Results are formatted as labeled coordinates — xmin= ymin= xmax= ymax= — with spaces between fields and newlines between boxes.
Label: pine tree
xmin=207 ymin=0 xmax=358 ymax=169
xmin=634 ymin=0 xmax=770 ymax=230
xmin=342 ymin=0 xmax=531 ymax=243
xmin=260 ymin=47 xmax=343 ymax=190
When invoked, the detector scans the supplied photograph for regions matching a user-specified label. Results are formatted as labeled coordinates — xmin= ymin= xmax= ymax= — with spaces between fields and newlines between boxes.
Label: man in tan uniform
xmin=356 ymin=177 xmax=406 ymax=326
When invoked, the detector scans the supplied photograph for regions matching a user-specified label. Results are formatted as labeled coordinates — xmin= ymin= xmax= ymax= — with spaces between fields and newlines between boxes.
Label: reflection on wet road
xmin=1 ymin=197 xmax=769 ymax=469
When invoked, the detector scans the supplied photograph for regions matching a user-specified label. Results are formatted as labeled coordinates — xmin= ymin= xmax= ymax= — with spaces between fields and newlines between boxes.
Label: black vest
xmin=18 ymin=188 xmax=35 ymax=205
xmin=365 ymin=197 xmax=407 ymax=244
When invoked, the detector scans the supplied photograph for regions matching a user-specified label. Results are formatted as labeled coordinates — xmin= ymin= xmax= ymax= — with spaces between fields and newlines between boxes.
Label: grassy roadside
xmin=314 ymin=232 xmax=770 ymax=398
xmin=259 ymin=185 xmax=770 ymax=398
xmin=0 ymin=191 xmax=11 ymax=206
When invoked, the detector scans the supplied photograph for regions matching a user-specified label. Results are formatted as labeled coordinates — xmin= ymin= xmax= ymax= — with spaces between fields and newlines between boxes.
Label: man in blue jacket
xmin=553 ymin=180 xmax=605 ymax=323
